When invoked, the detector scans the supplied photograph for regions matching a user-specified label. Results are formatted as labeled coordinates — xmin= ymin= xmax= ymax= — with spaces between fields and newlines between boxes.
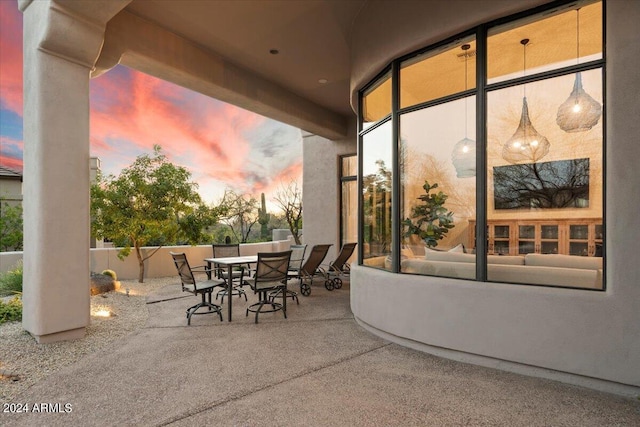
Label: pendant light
xmin=502 ymin=38 xmax=550 ymax=164
xmin=451 ymin=43 xmax=476 ymax=178
xmin=556 ymin=8 xmax=602 ymax=133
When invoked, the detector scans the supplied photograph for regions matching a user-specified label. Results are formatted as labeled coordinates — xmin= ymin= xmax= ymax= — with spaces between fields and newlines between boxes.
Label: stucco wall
xmin=350 ymin=0 xmax=640 ymax=394
xmin=302 ymin=123 xmax=357 ymax=262
xmin=0 ymin=240 xmax=292 ymax=280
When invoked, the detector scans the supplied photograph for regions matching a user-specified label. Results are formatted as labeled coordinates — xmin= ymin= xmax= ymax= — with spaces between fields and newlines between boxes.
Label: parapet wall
xmin=0 ymin=240 xmax=292 ymax=281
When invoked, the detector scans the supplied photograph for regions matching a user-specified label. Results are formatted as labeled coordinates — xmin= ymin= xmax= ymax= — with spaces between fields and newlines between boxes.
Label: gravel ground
xmin=0 ymin=277 xmax=177 ymax=402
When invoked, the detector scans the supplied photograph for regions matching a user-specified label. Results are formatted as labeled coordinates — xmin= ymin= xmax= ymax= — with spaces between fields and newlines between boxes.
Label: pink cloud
xmin=0 ymin=3 xmax=302 ymax=204
xmin=0 ymin=1 xmax=23 ymax=115
xmin=90 ymin=68 xmax=266 ymax=179
xmin=0 ymin=135 xmax=23 ymax=172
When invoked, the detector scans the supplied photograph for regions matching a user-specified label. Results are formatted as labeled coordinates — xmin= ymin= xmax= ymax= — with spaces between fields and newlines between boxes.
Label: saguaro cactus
xmin=258 ymin=192 xmax=271 ymax=240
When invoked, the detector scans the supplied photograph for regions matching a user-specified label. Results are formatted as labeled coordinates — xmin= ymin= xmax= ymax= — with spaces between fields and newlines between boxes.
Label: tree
xmin=362 ymin=160 xmax=392 ymax=253
xmin=217 ymin=189 xmax=259 ymax=243
xmin=0 ymin=200 xmax=23 ymax=252
xmin=257 ymin=192 xmax=271 ymax=240
xmin=91 ymin=146 xmax=218 ymax=282
xmin=402 ymin=181 xmax=455 ymax=248
xmin=273 ymin=180 xmax=303 ymax=244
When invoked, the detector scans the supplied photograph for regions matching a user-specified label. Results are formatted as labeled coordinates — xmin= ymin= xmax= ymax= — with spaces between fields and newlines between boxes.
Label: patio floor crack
xmin=157 ymin=341 xmax=392 ymax=426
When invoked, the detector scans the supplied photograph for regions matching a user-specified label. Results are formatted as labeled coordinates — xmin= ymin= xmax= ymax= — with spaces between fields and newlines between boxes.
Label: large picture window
xmin=358 ymin=0 xmax=604 ymax=290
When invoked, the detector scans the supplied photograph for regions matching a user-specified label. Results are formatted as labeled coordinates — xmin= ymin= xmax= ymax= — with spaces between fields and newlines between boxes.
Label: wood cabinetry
xmin=468 ymin=218 xmax=603 ymax=256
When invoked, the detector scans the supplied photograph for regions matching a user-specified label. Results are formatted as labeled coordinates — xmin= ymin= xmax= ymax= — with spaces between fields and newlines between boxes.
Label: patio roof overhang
xmin=91 ymin=0 xmax=363 ymax=140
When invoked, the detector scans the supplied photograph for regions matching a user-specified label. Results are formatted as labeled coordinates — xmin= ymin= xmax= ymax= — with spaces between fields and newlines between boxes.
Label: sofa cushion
xmin=424 ymin=251 xmax=475 ymax=263
xmin=524 ymin=254 xmax=602 ymax=270
xmin=363 ymin=256 xmax=387 ymax=268
xmin=487 ymin=255 xmax=525 ymax=265
xmin=402 ymin=259 xmax=475 ymax=279
xmin=401 ymin=258 xmax=602 ymax=289
xmin=488 ymin=264 xmax=602 ymax=289
xmin=424 ymin=243 xmax=464 ymax=256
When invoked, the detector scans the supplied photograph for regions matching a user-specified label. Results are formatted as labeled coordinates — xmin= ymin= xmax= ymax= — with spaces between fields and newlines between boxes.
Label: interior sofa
xmin=401 ymin=251 xmax=603 ymax=289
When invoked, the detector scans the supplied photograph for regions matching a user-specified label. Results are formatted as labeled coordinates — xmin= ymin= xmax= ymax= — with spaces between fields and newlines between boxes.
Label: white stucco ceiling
xmin=124 ymin=0 xmax=366 ymax=118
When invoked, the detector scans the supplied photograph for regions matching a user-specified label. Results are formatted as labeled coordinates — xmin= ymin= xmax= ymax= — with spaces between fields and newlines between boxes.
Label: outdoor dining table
xmin=204 ymin=255 xmax=257 ymax=321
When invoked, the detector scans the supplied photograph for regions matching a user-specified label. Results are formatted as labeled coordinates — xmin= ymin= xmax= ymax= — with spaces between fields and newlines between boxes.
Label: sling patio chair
xmin=210 ymin=243 xmax=248 ymax=304
xmin=245 ymin=250 xmax=292 ymax=324
xmin=170 ymin=252 xmax=224 ymax=325
xmin=269 ymin=244 xmax=307 ymax=305
xmin=325 ymin=242 xmax=357 ymax=289
xmin=288 ymin=243 xmax=332 ymax=296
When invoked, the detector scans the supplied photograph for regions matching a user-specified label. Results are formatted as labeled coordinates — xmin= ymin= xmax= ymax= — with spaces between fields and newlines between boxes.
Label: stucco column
xmin=19 ymin=0 xmax=130 ymax=343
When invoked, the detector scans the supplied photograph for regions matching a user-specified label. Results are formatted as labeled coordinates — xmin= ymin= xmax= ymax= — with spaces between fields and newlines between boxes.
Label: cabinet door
xmin=517 ymin=224 xmax=536 ymax=254
xmin=539 ymin=224 xmax=559 ymax=254
xmin=490 ymin=224 xmax=512 ymax=255
xmin=568 ymin=224 xmax=590 ymax=256
xmin=590 ymin=223 xmax=603 ymax=256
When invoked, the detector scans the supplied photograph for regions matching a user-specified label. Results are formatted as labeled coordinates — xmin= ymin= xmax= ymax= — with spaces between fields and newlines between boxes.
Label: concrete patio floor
xmin=2 ymin=278 xmax=639 ymax=426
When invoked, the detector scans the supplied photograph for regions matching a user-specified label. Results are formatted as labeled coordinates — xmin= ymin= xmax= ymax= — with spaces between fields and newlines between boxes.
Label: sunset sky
xmin=0 ymin=1 xmax=302 ymax=207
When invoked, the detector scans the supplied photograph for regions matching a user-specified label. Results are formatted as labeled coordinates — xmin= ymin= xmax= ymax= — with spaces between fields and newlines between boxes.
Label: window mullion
xmin=476 ymin=27 xmax=488 ymax=281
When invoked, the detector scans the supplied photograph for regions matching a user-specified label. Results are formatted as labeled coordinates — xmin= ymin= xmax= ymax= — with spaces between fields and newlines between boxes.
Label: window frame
xmin=357 ymin=0 xmax=606 ymax=291
xmin=339 ymin=154 xmax=358 ymax=251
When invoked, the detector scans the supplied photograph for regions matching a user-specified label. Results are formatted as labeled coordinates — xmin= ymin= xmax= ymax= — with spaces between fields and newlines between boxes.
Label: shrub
xmin=101 ymin=269 xmax=117 ymax=280
xmin=0 ymin=260 xmax=23 ymax=297
xmin=0 ymin=296 xmax=22 ymax=324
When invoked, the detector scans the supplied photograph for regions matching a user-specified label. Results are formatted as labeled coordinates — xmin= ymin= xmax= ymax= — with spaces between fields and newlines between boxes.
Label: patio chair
xmin=289 ymin=244 xmax=332 ymax=296
xmin=325 ymin=242 xmax=357 ymax=289
xmin=211 ymin=243 xmax=248 ymax=303
xmin=245 ymin=250 xmax=292 ymax=324
xmin=170 ymin=252 xmax=224 ymax=325
xmin=269 ymin=244 xmax=307 ymax=305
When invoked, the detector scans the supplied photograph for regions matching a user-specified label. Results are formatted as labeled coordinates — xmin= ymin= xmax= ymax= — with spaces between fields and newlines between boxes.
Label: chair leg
xmin=187 ymin=291 xmax=222 ymax=325
xmin=246 ymin=289 xmax=286 ymax=323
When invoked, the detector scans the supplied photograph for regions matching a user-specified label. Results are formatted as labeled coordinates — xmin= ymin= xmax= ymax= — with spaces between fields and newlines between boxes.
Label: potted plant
xmin=402 ymin=181 xmax=455 ymax=248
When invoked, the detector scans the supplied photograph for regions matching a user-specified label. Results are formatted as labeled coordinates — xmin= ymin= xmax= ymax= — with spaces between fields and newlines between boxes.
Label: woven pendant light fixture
xmin=451 ymin=43 xmax=476 ymax=177
xmin=502 ymin=39 xmax=550 ymax=164
xmin=556 ymin=8 xmax=602 ymax=133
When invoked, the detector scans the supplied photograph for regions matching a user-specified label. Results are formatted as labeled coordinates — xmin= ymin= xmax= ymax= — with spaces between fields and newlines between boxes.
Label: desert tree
xmin=217 ymin=189 xmax=259 ymax=243
xmin=273 ymin=180 xmax=303 ymax=244
xmin=91 ymin=145 xmax=218 ymax=282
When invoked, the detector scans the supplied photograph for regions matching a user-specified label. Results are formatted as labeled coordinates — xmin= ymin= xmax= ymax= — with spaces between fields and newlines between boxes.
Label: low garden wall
xmin=0 ymin=240 xmax=293 ymax=281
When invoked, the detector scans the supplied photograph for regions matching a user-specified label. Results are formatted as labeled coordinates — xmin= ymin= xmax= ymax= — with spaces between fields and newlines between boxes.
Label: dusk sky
xmin=0 ymin=1 xmax=302 ymax=207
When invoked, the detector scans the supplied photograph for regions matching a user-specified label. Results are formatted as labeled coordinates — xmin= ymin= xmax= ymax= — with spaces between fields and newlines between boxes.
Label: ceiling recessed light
xmin=318 ymin=78 xmax=328 ymax=84
xmin=269 ymin=49 xmax=279 ymax=55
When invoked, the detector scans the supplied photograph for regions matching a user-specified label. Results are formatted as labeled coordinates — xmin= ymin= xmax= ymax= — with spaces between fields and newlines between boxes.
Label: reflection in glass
xmin=493 ymin=159 xmax=590 ymax=209
xmin=488 ymin=1 xmax=602 ymax=84
xmin=362 ymin=72 xmax=392 ymax=128
xmin=488 ymin=68 xmax=603 ymax=287
xmin=362 ymin=122 xmax=393 ymax=269
xmin=341 ymin=155 xmax=358 ymax=258
xmin=399 ymin=102 xmax=476 ymax=277
xmin=401 ymin=39 xmax=476 ymax=109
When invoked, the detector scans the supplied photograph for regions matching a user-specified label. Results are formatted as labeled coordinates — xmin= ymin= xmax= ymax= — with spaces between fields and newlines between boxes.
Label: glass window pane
xmin=362 ymin=72 xmax=391 ymax=128
xmin=341 ymin=154 xmax=358 ymax=265
xmin=487 ymin=68 xmax=603 ymax=288
xmin=362 ymin=121 xmax=393 ymax=269
xmin=401 ymin=38 xmax=476 ymax=109
xmin=488 ymin=1 xmax=602 ymax=84
xmin=399 ymin=98 xmax=476 ymax=278
xmin=341 ymin=180 xmax=358 ymax=265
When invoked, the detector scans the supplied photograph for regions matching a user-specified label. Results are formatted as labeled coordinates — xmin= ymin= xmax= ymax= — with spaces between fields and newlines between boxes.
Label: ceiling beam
xmin=94 ymin=10 xmax=349 ymax=140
